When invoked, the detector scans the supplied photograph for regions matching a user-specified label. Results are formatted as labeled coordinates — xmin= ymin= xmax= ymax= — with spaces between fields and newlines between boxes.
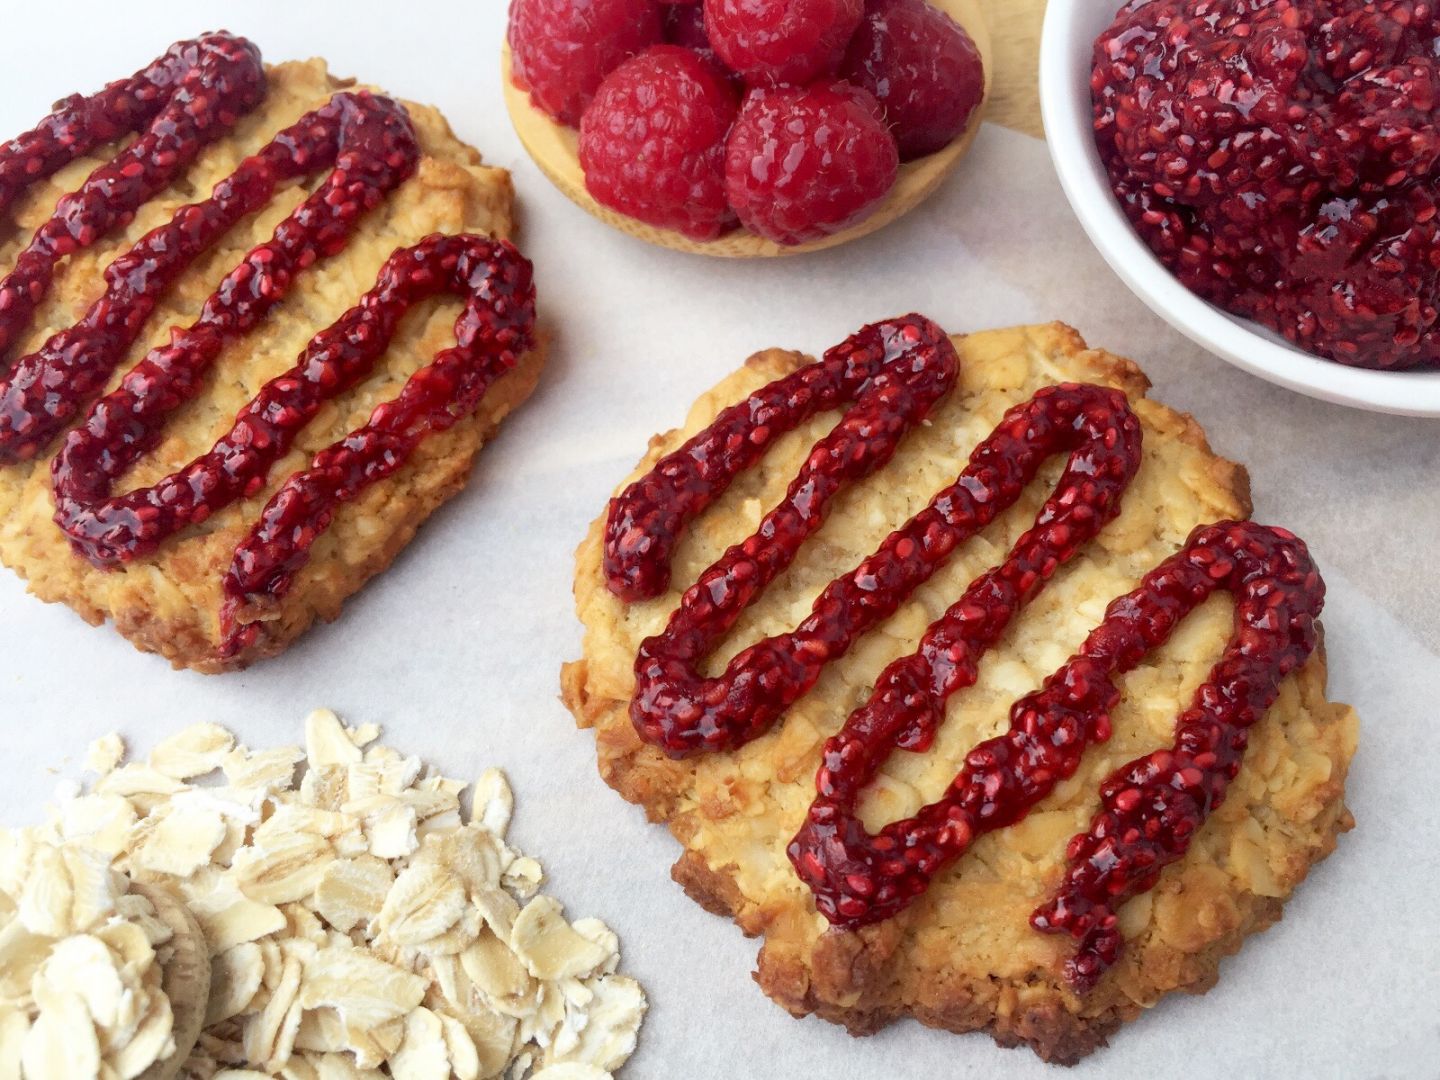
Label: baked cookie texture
xmin=564 ymin=323 xmax=1358 ymax=1063
xmin=0 ymin=59 xmax=542 ymax=672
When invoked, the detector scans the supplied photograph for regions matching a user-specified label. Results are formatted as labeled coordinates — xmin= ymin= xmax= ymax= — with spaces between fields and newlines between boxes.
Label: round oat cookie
xmin=563 ymin=322 xmax=1358 ymax=1063
xmin=0 ymin=55 xmax=542 ymax=672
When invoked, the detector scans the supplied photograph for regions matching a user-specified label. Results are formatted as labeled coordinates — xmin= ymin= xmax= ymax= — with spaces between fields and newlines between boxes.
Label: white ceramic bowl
xmin=1039 ymin=0 xmax=1440 ymax=416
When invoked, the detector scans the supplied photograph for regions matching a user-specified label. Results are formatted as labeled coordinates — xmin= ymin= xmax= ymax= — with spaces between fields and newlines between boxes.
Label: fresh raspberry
xmin=704 ymin=0 xmax=864 ymax=86
xmin=725 ymin=81 xmax=898 ymax=244
xmin=580 ymin=46 xmax=740 ymax=240
xmin=508 ymin=0 xmax=665 ymax=126
xmin=841 ymin=0 xmax=984 ymax=160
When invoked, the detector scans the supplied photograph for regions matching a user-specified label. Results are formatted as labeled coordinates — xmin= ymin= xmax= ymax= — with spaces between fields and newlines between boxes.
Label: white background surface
xmin=1 ymin=5 xmax=1437 ymax=1079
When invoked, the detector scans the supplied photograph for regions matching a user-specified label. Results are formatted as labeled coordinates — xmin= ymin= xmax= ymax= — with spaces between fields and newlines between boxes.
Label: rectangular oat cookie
xmin=0 ymin=51 xmax=543 ymax=672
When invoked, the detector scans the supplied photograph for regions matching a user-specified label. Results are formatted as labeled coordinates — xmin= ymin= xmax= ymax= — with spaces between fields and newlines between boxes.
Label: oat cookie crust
xmin=0 ymin=59 xmax=543 ymax=672
xmin=563 ymin=323 xmax=1358 ymax=1063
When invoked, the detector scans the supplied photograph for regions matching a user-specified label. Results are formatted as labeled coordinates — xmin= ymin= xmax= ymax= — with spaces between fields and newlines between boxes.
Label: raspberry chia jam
xmin=1093 ymin=0 xmax=1440 ymax=371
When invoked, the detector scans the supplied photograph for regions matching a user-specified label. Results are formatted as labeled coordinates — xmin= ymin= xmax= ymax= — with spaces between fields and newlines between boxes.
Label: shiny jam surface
xmin=218 ymin=234 xmax=534 ymax=657
xmin=0 ymin=35 xmax=537 ymax=659
xmin=605 ymin=316 xmax=1325 ymax=990
xmin=795 ymin=520 xmax=1322 ymax=992
xmin=1093 ymin=0 xmax=1440 ymax=370
xmin=606 ymin=314 xmax=969 ymax=754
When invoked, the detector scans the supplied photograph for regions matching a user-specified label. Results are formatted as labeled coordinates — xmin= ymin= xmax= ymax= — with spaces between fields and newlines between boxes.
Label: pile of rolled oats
xmin=0 ymin=833 xmax=183 ymax=1077
xmin=0 ymin=711 xmax=646 ymax=1080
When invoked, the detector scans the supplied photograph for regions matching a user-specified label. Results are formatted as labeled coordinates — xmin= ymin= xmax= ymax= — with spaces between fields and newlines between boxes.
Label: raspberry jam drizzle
xmin=1028 ymin=524 xmax=1322 ymax=989
xmin=0 ymin=36 xmax=538 ymax=662
xmin=791 ymin=520 xmax=1322 ymax=990
xmin=605 ymin=314 xmax=957 ymax=605
xmin=0 ymin=33 xmax=267 ymax=457
xmin=607 ymin=315 xmax=963 ymax=754
xmin=47 ymin=88 xmax=420 ymax=565
xmin=219 ymin=235 xmax=535 ymax=657
xmin=605 ymin=317 xmax=1326 ymax=991
xmin=607 ymin=316 xmax=1143 ymax=759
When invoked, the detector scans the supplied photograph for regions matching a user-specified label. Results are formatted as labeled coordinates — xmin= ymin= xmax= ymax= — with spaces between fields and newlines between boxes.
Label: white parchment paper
xmin=0 ymin=5 xmax=1436 ymax=1078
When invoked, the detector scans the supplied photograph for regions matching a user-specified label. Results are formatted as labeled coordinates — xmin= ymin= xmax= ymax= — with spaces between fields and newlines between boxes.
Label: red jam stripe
xmin=46 ymin=89 xmax=420 ymax=564
xmin=605 ymin=314 xmax=958 ymax=603
xmin=605 ymin=315 xmax=961 ymax=754
xmin=218 ymin=234 xmax=535 ymax=657
xmin=0 ymin=35 xmax=539 ymax=664
xmin=604 ymin=315 xmax=1144 ymax=759
xmin=0 ymin=34 xmax=262 ymax=223
xmin=788 ymin=520 xmax=1321 ymax=990
xmin=0 ymin=33 xmax=267 ymax=456
xmin=1028 ymin=524 xmax=1322 ymax=990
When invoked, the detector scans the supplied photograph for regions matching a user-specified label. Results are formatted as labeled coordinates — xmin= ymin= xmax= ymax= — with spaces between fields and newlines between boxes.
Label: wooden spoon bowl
xmin=501 ymin=0 xmax=993 ymax=258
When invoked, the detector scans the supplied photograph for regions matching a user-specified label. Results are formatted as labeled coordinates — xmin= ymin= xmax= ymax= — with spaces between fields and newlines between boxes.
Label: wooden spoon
xmin=133 ymin=882 xmax=211 ymax=1080
xmin=501 ymin=0 xmax=994 ymax=258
